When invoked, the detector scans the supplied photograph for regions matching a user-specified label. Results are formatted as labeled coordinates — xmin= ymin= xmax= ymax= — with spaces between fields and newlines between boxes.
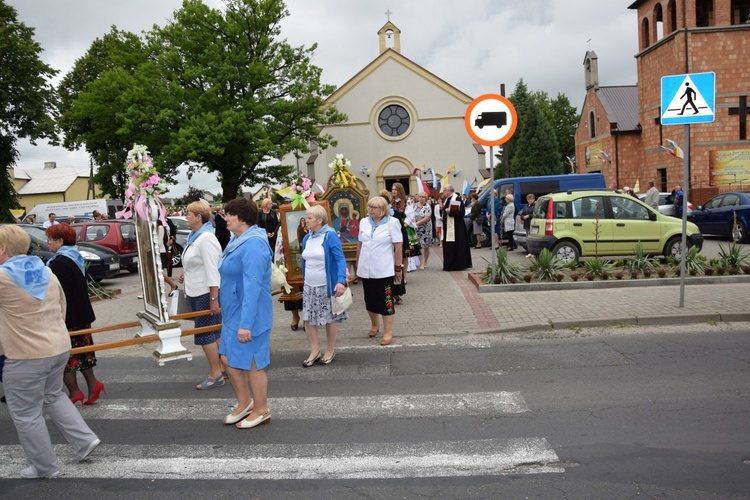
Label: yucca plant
xmin=627 ymin=242 xmax=656 ymax=274
xmin=683 ymin=246 xmax=706 ymax=274
xmin=717 ymin=242 xmax=750 ymax=270
xmin=582 ymin=257 xmax=612 ymax=279
xmin=528 ymin=248 xmax=568 ymax=281
xmin=480 ymin=247 xmax=525 ymax=284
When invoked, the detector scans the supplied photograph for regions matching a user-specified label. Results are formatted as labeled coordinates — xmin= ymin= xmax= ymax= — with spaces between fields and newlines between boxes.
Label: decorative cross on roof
xmin=384 ymin=8 xmax=393 ymax=22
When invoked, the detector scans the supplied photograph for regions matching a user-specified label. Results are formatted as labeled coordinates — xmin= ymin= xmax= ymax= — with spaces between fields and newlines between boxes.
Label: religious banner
xmin=320 ymin=155 xmax=370 ymax=253
xmin=709 ymin=149 xmax=750 ymax=186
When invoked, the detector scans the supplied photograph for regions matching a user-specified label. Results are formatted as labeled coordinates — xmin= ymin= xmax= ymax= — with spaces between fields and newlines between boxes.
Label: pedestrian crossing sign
xmin=661 ymin=72 xmax=715 ymax=125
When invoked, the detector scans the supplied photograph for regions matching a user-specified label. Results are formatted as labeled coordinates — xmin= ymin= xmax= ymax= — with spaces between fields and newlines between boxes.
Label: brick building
xmin=576 ymin=0 xmax=750 ymax=204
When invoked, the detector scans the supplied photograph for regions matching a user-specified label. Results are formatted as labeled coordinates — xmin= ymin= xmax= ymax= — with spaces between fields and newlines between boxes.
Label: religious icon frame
xmin=319 ymin=181 xmax=370 ymax=253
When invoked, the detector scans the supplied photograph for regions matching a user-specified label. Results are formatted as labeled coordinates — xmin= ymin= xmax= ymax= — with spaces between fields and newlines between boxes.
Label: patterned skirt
xmin=302 ymin=284 xmax=348 ymax=326
xmin=190 ymin=293 xmax=222 ymax=345
xmin=66 ymin=328 xmax=96 ymax=373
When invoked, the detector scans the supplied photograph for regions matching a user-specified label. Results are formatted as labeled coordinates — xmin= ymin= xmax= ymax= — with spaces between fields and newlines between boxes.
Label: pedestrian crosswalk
xmin=0 ymin=346 xmax=564 ymax=481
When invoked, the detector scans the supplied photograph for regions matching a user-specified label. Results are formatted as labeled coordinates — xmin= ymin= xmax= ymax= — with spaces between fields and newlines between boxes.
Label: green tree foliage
xmin=57 ymin=29 xmax=158 ymax=201
xmin=60 ymin=0 xmax=346 ymax=202
xmin=546 ymin=93 xmax=578 ymax=173
xmin=174 ymin=185 xmax=204 ymax=206
xmin=0 ymin=1 xmax=58 ymax=222
xmin=509 ymin=98 xmax=560 ymax=177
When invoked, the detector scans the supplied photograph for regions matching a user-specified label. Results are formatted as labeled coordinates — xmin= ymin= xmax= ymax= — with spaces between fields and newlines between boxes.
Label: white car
xmin=168 ymin=216 xmax=189 ymax=247
xmin=637 ymin=192 xmax=693 ymax=217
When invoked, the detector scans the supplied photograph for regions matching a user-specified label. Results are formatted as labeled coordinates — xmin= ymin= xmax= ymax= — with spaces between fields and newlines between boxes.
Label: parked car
xmin=526 ymin=190 xmax=704 ymax=263
xmin=168 ymin=216 xmax=189 ymax=247
xmin=71 ymin=220 xmax=139 ymax=273
xmin=11 ymin=224 xmax=120 ymax=281
xmin=687 ymin=191 xmax=750 ymax=243
xmin=636 ymin=191 xmax=693 ymax=217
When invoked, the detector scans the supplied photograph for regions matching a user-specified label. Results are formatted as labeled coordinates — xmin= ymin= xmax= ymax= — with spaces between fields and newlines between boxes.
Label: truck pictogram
xmin=474 ymin=111 xmax=507 ymax=129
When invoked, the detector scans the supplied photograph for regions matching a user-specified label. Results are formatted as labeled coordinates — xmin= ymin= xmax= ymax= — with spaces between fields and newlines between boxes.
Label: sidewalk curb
xmin=470 ymin=273 xmax=750 ymax=293
xmin=470 ymin=314 xmax=750 ymax=336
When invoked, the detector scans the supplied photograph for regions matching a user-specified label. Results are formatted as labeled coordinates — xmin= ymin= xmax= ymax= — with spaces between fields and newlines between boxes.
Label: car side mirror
xmin=697 ymin=205 xmax=704 ymax=211
xmin=649 ymin=211 xmax=657 ymax=221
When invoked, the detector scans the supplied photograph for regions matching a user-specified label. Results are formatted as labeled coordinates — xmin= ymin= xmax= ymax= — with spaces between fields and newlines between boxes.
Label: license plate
xmin=109 ymin=263 xmax=120 ymax=271
xmin=133 ymin=257 xmax=139 ymax=264
xmin=531 ymin=227 xmax=539 ymax=235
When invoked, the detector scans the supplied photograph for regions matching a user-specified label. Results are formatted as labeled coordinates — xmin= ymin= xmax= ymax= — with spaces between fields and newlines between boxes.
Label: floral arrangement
xmin=116 ymin=144 xmax=168 ymax=222
xmin=288 ymin=174 xmax=316 ymax=210
xmin=328 ymin=153 xmax=357 ymax=188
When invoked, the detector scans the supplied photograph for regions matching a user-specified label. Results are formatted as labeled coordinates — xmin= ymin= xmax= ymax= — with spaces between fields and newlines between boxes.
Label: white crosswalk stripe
xmin=0 ymin=438 xmax=562 ymax=479
xmin=79 ymin=391 xmax=529 ymax=420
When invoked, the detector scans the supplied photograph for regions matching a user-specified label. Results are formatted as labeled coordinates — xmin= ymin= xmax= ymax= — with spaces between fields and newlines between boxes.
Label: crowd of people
xmin=0 ymin=185 xmax=495 ymax=478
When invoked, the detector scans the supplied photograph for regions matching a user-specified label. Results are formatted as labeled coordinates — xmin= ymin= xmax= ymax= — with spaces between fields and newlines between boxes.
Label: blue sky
xmin=8 ymin=0 xmax=639 ymax=198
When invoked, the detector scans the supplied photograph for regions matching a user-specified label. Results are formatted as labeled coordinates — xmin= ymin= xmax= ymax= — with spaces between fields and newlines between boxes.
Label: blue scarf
xmin=1 ymin=255 xmax=50 ymax=300
xmin=47 ymin=245 xmax=85 ymax=275
xmin=186 ymin=221 xmax=214 ymax=248
xmin=308 ymin=224 xmax=335 ymax=240
xmin=218 ymin=225 xmax=268 ymax=271
xmin=368 ymin=215 xmax=391 ymax=239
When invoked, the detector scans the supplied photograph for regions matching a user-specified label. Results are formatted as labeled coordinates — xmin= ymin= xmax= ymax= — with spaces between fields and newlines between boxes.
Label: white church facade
xmin=288 ymin=21 xmax=488 ymax=196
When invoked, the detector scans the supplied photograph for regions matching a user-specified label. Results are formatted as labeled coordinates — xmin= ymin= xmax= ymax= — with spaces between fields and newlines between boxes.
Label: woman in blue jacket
xmin=217 ymin=198 xmax=273 ymax=429
xmin=300 ymin=204 xmax=348 ymax=367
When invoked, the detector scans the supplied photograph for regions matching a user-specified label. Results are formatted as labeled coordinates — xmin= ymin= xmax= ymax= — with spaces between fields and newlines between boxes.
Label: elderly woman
xmin=414 ymin=192 xmax=433 ymax=269
xmin=218 ymin=198 xmax=273 ymax=429
xmin=258 ymin=198 xmax=279 ymax=255
xmin=300 ymin=205 xmax=348 ymax=367
xmin=0 ymin=226 xmax=100 ymax=478
xmin=45 ymin=223 xmax=105 ymax=406
xmin=178 ymin=201 xmax=224 ymax=390
xmin=356 ymin=196 xmax=403 ymax=346
xmin=500 ymin=193 xmax=517 ymax=250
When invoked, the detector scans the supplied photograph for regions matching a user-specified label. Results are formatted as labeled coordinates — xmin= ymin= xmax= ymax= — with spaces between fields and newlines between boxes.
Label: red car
xmin=71 ymin=220 xmax=139 ymax=273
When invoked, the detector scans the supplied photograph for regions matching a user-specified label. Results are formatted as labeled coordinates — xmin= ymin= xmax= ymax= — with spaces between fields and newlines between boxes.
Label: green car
xmin=526 ymin=190 xmax=704 ymax=263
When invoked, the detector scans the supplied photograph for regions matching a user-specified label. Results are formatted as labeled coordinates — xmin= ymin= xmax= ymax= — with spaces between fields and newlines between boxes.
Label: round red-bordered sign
xmin=464 ymin=94 xmax=518 ymax=147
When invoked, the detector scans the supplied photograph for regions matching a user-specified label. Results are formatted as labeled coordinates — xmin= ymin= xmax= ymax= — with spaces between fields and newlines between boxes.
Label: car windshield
xmin=170 ymin=217 xmax=188 ymax=230
xmin=23 ymin=225 xmax=48 ymax=239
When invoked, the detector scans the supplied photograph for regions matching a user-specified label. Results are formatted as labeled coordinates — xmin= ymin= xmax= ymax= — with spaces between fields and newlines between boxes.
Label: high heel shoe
xmin=223 ymin=400 xmax=254 ymax=425
xmin=70 ymin=391 xmax=85 ymax=407
xmin=236 ymin=409 xmax=271 ymax=429
xmin=83 ymin=381 xmax=106 ymax=406
xmin=380 ymin=335 xmax=393 ymax=346
xmin=320 ymin=350 xmax=335 ymax=365
xmin=302 ymin=352 xmax=321 ymax=368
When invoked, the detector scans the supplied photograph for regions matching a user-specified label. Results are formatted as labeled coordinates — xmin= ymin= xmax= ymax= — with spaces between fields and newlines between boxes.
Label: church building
xmin=288 ymin=20 xmax=487 ymax=196
xmin=576 ymin=0 xmax=750 ymax=204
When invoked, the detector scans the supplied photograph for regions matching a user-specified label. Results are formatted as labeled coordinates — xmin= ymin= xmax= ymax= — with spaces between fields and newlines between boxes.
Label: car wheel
xmin=732 ymin=221 xmax=749 ymax=244
xmin=172 ymin=251 xmax=183 ymax=268
xmin=552 ymin=241 xmax=580 ymax=263
xmin=664 ymin=236 xmax=690 ymax=260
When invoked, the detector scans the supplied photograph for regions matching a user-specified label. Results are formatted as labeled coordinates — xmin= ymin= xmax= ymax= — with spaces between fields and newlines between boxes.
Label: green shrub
xmin=480 ymin=247 xmax=525 ymax=284
xmin=529 ymin=248 xmax=568 ymax=281
xmin=582 ymin=258 xmax=612 ymax=279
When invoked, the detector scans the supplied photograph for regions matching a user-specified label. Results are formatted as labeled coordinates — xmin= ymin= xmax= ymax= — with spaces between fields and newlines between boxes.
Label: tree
xmin=57 ymin=29 xmax=156 ymax=201
xmin=508 ymin=99 xmax=560 ymax=177
xmin=0 ymin=1 xmax=58 ymax=222
xmin=63 ymin=0 xmax=347 ymax=202
xmin=174 ymin=185 xmax=204 ymax=206
xmin=538 ymin=92 xmax=578 ymax=174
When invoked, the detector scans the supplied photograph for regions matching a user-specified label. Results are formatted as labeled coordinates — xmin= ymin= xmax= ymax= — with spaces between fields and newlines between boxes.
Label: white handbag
xmin=330 ymin=286 xmax=352 ymax=315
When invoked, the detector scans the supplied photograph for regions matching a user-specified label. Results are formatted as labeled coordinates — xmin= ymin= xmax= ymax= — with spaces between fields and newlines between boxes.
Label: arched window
xmin=654 ymin=3 xmax=664 ymax=40
xmin=667 ymin=0 xmax=677 ymax=32
xmin=641 ymin=17 xmax=650 ymax=49
xmin=589 ymin=111 xmax=596 ymax=139
xmin=696 ymin=0 xmax=714 ymax=27
xmin=731 ymin=0 xmax=750 ymax=24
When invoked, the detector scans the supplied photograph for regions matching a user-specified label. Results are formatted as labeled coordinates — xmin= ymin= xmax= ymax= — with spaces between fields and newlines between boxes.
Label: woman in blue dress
xmin=218 ymin=198 xmax=274 ymax=429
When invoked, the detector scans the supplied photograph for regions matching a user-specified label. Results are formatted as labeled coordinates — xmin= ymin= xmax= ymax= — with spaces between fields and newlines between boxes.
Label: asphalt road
xmin=1 ymin=326 xmax=749 ymax=499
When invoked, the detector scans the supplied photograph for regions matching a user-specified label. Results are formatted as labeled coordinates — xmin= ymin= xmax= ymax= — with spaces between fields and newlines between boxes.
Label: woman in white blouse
xmin=356 ymin=196 xmax=403 ymax=346
xmin=178 ymin=201 xmax=224 ymax=390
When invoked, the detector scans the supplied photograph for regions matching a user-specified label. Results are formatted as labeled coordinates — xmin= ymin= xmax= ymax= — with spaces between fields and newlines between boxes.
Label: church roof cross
xmin=385 ymin=8 xmax=393 ymax=22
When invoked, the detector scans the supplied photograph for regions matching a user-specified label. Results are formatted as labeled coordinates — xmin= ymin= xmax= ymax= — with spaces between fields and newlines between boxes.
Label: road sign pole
xmin=490 ymin=145 xmax=496 ymax=283
xmin=679 ymin=124 xmax=689 ymax=308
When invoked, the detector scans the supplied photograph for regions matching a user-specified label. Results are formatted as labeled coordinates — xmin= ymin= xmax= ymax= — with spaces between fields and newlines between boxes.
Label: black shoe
xmin=302 ymin=352 xmax=321 ymax=368
xmin=0 ymin=396 xmax=5 ymax=404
